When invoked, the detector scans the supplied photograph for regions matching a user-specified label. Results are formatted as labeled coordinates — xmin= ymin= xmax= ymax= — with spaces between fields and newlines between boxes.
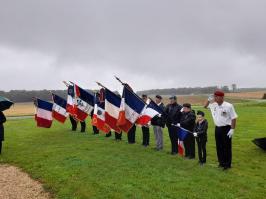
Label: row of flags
xmin=34 ymin=81 xmax=192 ymax=156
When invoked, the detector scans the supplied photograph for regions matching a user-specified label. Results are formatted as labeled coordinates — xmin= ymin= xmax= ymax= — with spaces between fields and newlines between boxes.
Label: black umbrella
xmin=252 ymin=138 xmax=266 ymax=151
xmin=0 ymin=96 xmax=14 ymax=111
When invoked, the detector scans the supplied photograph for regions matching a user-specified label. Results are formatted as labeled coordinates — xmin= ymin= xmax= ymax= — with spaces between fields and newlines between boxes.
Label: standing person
xmin=141 ymin=94 xmax=150 ymax=147
xmin=204 ymin=90 xmax=238 ymax=170
xmin=123 ymin=83 xmax=137 ymax=144
xmin=153 ymin=95 xmax=165 ymax=151
xmin=69 ymin=115 xmax=77 ymax=131
xmin=128 ymin=125 xmax=136 ymax=144
xmin=0 ymin=111 xmax=6 ymax=154
xmin=180 ymin=103 xmax=196 ymax=159
xmin=193 ymin=111 xmax=208 ymax=165
xmin=80 ymin=120 xmax=86 ymax=133
xmin=165 ymin=96 xmax=183 ymax=155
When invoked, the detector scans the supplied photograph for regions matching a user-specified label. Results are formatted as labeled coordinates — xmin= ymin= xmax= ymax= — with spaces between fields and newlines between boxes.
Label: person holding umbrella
xmin=0 ymin=96 xmax=13 ymax=154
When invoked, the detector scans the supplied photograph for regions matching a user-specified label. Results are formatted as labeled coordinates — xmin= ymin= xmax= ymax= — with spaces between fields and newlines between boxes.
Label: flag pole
xmin=63 ymin=81 xmax=70 ymax=87
xmin=96 ymin=82 xmax=108 ymax=90
xmin=114 ymin=76 xmax=148 ymax=105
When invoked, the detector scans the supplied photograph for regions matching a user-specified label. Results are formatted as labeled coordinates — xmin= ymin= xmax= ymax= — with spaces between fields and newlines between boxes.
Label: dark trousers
xmin=0 ymin=141 xmax=2 ymax=154
xmin=93 ymin=126 xmax=99 ymax=134
xmin=70 ymin=116 xmax=77 ymax=131
xmin=115 ymin=132 xmax=122 ymax=140
xmin=184 ymin=134 xmax=195 ymax=158
xmin=142 ymin=126 xmax=150 ymax=146
xmin=168 ymin=125 xmax=178 ymax=153
xmin=215 ymin=126 xmax=232 ymax=168
xmin=106 ymin=131 xmax=112 ymax=137
xmin=196 ymin=137 xmax=207 ymax=163
xmin=80 ymin=121 xmax=86 ymax=132
xmin=127 ymin=125 xmax=136 ymax=143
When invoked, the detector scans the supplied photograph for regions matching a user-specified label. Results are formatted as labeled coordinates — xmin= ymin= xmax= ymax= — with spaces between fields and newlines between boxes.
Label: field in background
xmin=0 ymin=102 xmax=265 ymax=199
xmin=226 ymin=91 xmax=266 ymax=99
xmin=4 ymin=102 xmax=35 ymax=117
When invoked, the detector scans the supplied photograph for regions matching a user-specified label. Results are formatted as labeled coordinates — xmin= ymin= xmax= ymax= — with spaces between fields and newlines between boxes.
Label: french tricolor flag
xmin=92 ymin=102 xmax=111 ymax=133
xmin=105 ymin=88 xmax=121 ymax=132
xmin=66 ymin=85 xmax=77 ymax=116
xmin=176 ymin=126 xmax=190 ymax=156
xmin=117 ymin=86 xmax=146 ymax=133
xmin=35 ymin=98 xmax=53 ymax=128
xmin=52 ymin=94 xmax=69 ymax=123
xmin=74 ymin=84 xmax=95 ymax=121
xmin=136 ymin=99 xmax=163 ymax=126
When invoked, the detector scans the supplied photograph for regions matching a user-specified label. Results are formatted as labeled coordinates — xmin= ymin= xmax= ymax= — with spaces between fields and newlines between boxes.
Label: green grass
xmin=0 ymin=103 xmax=266 ymax=199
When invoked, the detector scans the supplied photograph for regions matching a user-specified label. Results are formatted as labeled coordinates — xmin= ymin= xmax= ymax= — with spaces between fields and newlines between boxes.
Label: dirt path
xmin=0 ymin=164 xmax=51 ymax=199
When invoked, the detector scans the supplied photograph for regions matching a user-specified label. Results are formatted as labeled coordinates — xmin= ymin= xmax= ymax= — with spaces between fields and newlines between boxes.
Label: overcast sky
xmin=0 ymin=0 xmax=266 ymax=92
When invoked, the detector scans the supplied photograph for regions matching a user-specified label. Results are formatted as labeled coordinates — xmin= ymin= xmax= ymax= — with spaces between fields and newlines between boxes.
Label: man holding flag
xmin=180 ymin=103 xmax=196 ymax=159
xmin=165 ymin=96 xmax=183 ymax=155
xmin=117 ymin=84 xmax=145 ymax=144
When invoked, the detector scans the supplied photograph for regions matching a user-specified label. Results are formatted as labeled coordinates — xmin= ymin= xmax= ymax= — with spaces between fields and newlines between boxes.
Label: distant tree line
xmin=0 ymin=90 xmax=68 ymax=103
xmin=137 ymin=86 xmax=220 ymax=96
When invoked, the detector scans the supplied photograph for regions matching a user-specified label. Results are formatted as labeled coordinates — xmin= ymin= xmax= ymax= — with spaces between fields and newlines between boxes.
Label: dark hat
xmin=183 ymin=103 xmax=191 ymax=109
xmin=197 ymin=110 xmax=205 ymax=117
xmin=169 ymin=95 xmax=177 ymax=100
xmin=155 ymin=95 xmax=162 ymax=100
xmin=214 ymin=90 xmax=225 ymax=97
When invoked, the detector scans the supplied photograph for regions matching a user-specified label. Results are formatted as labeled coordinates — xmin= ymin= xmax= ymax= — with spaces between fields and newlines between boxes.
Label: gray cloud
xmin=0 ymin=0 xmax=265 ymax=91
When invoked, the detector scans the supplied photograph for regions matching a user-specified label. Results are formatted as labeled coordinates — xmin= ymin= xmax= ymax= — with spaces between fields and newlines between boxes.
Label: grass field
xmin=0 ymin=102 xmax=266 ymax=199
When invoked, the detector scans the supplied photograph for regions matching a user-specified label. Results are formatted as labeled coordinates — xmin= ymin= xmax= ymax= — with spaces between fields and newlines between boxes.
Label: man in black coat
xmin=164 ymin=96 xmax=183 ymax=155
xmin=180 ymin=103 xmax=196 ymax=159
xmin=0 ymin=111 xmax=6 ymax=154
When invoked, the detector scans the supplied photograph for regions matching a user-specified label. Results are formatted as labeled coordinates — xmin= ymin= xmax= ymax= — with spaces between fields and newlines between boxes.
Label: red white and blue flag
xmin=35 ymin=98 xmax=53 ymax=128
xmin=117 ymin=86 xmax=146 ymax=132
xmin=52 ymin=94 xmax=68 ymax=123
xmin=105 ymin=89 xmax=122 ymax=132
xmin=74 ymin=84 xmax=95 ymax=121
xmin=92 ymin=101 xmax=111 ymax=133
xmin=176 ymin=126 xmax=190 ymax=156
xmin=136 ymin=99 xmax=163 ymax=126
xmin=66 ymin=85 xmax=77 ymax=116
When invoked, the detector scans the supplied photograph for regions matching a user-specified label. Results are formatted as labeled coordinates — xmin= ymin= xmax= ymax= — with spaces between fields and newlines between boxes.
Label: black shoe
xmin=171 ymin=152 xmax=178 ymax=155
xmin=223 ymin=166 xmax=230 ymax=171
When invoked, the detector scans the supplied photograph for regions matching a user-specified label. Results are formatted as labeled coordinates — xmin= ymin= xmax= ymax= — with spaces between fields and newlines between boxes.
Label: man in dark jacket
xmin=152 ymin=95 xmax=165 ymax=151
xmin=180 ymin=103 xmax=196 ymax=159
xmin=0 ymin=111 xmax=6 ymax=154
xmin=194 ymin=111 xmax=208 ymax=165
xmin=165 ymin=96 xmax=183 ymax=155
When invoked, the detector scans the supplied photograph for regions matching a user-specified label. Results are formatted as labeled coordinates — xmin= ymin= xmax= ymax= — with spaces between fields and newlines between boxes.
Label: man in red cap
xmin=204 ymin=90 xmax=238 ymax=170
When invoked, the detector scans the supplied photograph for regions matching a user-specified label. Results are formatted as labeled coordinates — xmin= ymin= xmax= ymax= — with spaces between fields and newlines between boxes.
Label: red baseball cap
xmin=214 ymin=90 xmax=225 ymax=97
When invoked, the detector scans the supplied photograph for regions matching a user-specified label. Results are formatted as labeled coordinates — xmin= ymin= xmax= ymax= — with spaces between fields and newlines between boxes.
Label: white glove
xmin=177 ymin=123 xmax=181 ymax=127
xmin=208 ymin=94 xmax=214 ymax=102
xmin=227 ymin=129 xmax=234 ymax=138
xmin=193 ymin=133 xmax=198 ymax=137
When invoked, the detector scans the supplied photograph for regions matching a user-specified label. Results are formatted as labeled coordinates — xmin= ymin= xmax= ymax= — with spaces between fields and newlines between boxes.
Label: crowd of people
xmin=67 ymin=90 xmax=238 ymax=170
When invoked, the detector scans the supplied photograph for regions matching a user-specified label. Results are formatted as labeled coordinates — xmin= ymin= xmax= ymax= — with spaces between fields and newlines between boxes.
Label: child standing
xmin=193 ymin=111 xmax=208 ymax=165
